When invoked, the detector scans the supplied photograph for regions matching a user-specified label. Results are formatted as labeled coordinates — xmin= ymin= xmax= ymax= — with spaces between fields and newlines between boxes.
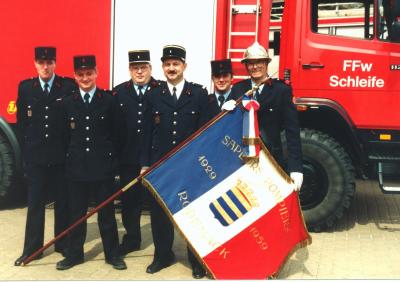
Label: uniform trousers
xmin=66 ymin=179 xmax=119 ymax=260
xmin=119 ymin=165 xmax=145 ymax=248
xmin=22 ymin=163 xmax=68 ymax=255
xmin=150 ymin=197 xmax=202 ymax=268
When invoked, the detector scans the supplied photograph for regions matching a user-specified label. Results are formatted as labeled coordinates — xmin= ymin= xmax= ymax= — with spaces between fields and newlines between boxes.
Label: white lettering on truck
xmin=329 ymin=60 xmax=384 ymax=88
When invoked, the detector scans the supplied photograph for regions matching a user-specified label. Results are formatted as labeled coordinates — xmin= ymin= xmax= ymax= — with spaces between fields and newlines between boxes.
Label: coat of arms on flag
xmin=142 ymin=103 xmax=311 ymax=279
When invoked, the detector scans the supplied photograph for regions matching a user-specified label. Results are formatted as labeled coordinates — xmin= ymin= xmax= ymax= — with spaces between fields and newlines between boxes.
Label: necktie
xmin=254 ymin=89 xmax=260 ymax=101
xmin=84 ymin=93 xmax=90 ymax=108
xmin=172 ymin=86 xmax=178 ymax=104
xmin=218 ymin=95 xmax=225 ymax=108
xmin=44 ymin=83 xmax=49 ymax=96
xmin=138 ymin=85 xmax=144 ymax=102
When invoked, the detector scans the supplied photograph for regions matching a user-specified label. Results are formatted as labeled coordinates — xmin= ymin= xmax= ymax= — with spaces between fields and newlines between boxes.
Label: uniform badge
xmin=70 ymin=117 xmax=75 ymax=129
xmin=27 ymin=106 xmax=32 ymax=117
xmin=154 ymin=115 xmax=161 ymax=124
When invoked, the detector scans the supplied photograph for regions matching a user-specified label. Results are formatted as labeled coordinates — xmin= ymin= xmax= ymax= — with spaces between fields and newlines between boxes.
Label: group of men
xmin=14 ymin=42 xmax=303 ymax=279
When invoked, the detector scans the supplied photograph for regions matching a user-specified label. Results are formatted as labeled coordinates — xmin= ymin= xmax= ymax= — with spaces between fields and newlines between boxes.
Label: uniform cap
xmin=73 ymin=55 xmax=96 ymax=70
xmin=161 ymin=45 xmax=186 ymax=62
xmin=35 ymin=46 xmax=56 ymax=60
xmin=211 ymin=59 xmax=232 ymax=76
xmin=129 ymin=50 xmax=151 ymax=64
xmin=241 ymin=42 xmax=271 ymax=64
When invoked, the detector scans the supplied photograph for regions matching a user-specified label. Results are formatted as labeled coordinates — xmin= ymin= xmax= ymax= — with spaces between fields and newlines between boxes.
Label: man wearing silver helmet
xmin=230 ymin=42 xmax=304 ymax=191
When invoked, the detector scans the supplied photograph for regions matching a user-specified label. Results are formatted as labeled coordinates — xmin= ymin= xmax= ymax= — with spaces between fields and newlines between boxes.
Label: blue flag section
xmin=143 ymin=108 xmax=245 ymax=214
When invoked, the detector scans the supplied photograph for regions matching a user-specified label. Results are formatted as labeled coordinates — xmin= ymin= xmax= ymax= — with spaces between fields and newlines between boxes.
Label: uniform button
xmin=173 ymin=112 xmax=178 ymax=115
xmin=172 ymin=141 xmax=176 ymax=145
xmin=86 ymin=126 xmax=90 ymax=130
xmin=45 ymin=106 xmax=49 ymax=110
xmin=139 ymin=103 xmax=143 ymax=107
xmin=138 ymin=111 xmax=142 ymax=115
xmin=86 ymin=137 xmax=90 ymax=141
xmin=45 ymin=124 xmax=49 ymax=128
xmin=137 ymin=120 xmax=141 ymax=123
xmin=86 ymin=148 xmax=90 ymax=152
xmin=172 ymin=131 xmax=176 ymax=135
xmin=45 ymin=115 xmax=48 ymax=119
xmin=45 ymin=134 xmax=49 ymax=138
xmin=173 ymin=121 xmax=177 ymax=125
xmin=86 ymin=116 xmax=90 ymax=120
xmin=137 ymin=129 xmax=141 ymax=133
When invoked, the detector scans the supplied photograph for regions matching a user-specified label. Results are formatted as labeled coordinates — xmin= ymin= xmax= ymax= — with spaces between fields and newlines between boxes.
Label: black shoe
xmin=117 ymin=243 xmax=140 ymax=256
xmin=56 ymin=257 xmax=84 ymax=270
xmin=192 ymin=265 xmax=206 ymax=279
xmin=14 ymin=253 xmax=43 ymax=266
xmin=146 ymin=255 xmax=175 ymax=274
xmin=106 ymin=257 xmax=127 ymax=270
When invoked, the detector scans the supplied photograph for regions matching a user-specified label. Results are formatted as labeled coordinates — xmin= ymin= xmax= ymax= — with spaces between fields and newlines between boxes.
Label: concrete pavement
xmin=1 ymin=180 xmax=400 ymax=280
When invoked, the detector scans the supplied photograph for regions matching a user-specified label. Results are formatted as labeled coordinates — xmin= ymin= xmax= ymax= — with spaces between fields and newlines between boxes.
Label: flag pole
xmin=22 ymin=177 xmax=140 ymax=266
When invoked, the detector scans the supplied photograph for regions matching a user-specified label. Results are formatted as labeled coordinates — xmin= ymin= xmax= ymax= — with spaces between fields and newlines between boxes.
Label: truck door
xmin=293 ymin=0 xmax=400 ymax=130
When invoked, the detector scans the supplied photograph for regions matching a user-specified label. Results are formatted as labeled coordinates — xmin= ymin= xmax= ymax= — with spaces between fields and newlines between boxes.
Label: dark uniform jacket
xmin=231 ymin=78 xmax=303 ymax=173
xmin=63 ymin=88 xmax=118 ymax=181
xmin=112 ymin=77 xmax=159 ymax=166
xmin=207 ymin=90 xmax=237 ymax=119
xmin=16 ymin=75 xmax=77 ymax=165
xmin=141 ymin=80 xmax=209 ymax=166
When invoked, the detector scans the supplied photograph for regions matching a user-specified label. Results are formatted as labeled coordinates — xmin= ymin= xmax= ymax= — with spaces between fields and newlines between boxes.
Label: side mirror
xmin=391 ymin=21 xmax=400 ymax=42
xmin=393 ymin=0 xmax=400 ymax=17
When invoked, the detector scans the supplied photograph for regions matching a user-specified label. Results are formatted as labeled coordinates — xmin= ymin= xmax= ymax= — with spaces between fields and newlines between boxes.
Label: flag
xmin=142 ymin=107 xmax=311 ymax=279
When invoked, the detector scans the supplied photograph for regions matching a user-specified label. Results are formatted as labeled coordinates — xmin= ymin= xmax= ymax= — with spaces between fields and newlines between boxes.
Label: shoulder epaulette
xmin=19 ymin=77 xmax=35 ymax=86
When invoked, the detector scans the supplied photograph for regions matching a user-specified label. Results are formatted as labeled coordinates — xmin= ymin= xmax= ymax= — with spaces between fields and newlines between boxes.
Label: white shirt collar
xmin=167 ymin=79 xmax=185 ymax=100
xmin=39 ymin=74 xmax=55 ymax=91
xmin=80 ymin=87 xmax=97 ymax=103
xmin=134 ymin=82 xmax=148 ymax=95
xmin=251 ymin=80 xmax=265 ymax=93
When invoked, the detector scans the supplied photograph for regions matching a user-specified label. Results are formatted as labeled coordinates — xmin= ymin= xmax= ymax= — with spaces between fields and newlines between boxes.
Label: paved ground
xmin=1 ymin=179 xmax=400 ymax=280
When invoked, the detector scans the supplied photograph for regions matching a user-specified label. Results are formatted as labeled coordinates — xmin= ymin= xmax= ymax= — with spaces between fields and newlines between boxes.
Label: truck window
xmin=311 ymin=0 xmax=374 ymax=40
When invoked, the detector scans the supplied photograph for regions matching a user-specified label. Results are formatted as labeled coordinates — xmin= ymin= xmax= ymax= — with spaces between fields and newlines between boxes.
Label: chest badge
xmin=154 ymin=115 xmax=161 ymax=124
xmin=27 ymin=106 xmax=32 ymax=117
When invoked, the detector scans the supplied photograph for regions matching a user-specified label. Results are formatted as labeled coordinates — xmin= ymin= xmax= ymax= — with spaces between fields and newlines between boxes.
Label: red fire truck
xmin=1 ymin=0 xmax=399 ymax=231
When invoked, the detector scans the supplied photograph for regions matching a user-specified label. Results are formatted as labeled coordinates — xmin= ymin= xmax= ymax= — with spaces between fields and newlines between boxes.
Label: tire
xmin=0 ymin=134 xmax=16 ymax=203
xmin=299 ymin=129 xmax=355 ymax=231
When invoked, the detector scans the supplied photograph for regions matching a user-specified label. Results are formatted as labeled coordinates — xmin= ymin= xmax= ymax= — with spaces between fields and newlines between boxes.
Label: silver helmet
xmin=241 ymin=41 xmax=271 ymax=64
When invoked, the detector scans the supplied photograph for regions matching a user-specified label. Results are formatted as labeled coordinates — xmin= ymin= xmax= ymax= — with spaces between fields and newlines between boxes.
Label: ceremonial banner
xmin=142 ymin=107 xmax=311 ymax=279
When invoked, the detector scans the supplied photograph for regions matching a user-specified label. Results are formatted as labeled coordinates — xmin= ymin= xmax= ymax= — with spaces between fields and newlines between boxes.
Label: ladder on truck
xmin=227 ymin=0 xmax=265 ymax=81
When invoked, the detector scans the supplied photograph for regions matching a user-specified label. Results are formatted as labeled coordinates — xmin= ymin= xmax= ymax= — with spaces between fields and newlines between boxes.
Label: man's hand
xmin=290 ymin=172 xmax=303 ymax=191
xmin=221 ymin=100 xmax=236 ymax=111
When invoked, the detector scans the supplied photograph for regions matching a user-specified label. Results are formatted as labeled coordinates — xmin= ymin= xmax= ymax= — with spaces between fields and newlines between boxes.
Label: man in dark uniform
xmin=208 ymin=58 xmax=235 ymax=118
xmin=112 ymin=50 xmax=159 ymax=256
xmin=140 ymin=45 xmax=208 ymax=278
xmin=56 ymin=55 xmax=126 ymax=270
xmin=230 ymin=42 xmax=304 ymax=190
xmin=15 ymin=47 xmax=76 ymax=266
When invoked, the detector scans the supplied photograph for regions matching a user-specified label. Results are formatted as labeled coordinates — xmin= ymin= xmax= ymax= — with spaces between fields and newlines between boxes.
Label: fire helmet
xmin=241 ymin=41 xmax=271 ymax=64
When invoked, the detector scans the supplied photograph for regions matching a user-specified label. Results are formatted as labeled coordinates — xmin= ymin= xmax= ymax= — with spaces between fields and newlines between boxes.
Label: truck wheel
xmin=299 ymin=129 xmax=355 ymax=231
xmin=0 ymin=135 xmax=15 ymax=203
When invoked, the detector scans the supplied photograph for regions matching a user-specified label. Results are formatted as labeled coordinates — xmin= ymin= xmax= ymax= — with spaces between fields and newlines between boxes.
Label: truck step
xmin=369 ymin=154 xmax=400 ymax=161
xmin=377 ymin=162 xmax=400 ymax=194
